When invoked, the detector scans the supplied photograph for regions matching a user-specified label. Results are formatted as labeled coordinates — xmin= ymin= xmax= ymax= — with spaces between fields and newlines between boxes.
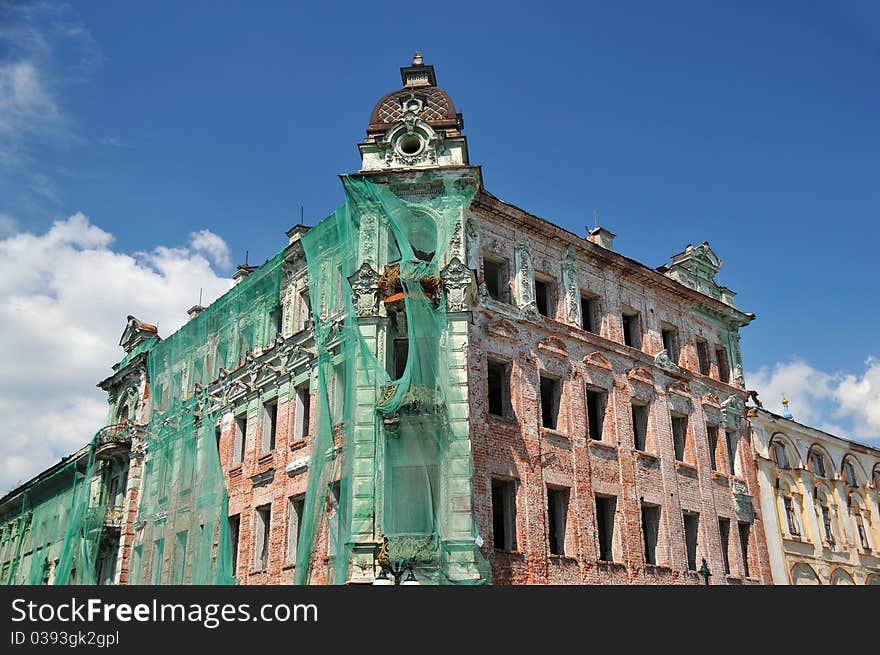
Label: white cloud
xmin=0 ymin=213 xmax=232 ymax=493
xmin=0 ymin=213 xmax=16 ymax=237
xmin=190 ymin=229 xmax=233 ymax=270
xmin=747 ymin=358 xmax=880 ymax=446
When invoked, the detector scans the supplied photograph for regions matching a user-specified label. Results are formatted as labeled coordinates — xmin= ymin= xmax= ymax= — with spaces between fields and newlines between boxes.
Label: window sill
xmin=289 ymin=439 xmax=308 ymax=452
xmin=488 ymin=413 xmax=518 ymax=425
xmin=257 ymin=452 xmax=274 ymax=466
xmin=596 ymin=560 xmax=627 ymax=571
xmin=675 ymin=461 xmax=698 ymax=476
xmin=589 ymin=439 xmax=618 ymax=453
xmin=549 ymin=554 xmax=578 ymax=563
xmin=643 ymin=564 xmax=673 ymax=575
xmin=540 ymin=427 xmax=569 ymax=440
xmin=493 ymin=549 xmax=523 ymax=557
xmin=229 ymin=465 xmax=243 ymax=478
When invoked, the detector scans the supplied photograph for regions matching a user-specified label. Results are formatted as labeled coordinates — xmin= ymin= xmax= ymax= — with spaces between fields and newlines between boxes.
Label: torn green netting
xmin=128 ymin=250 xmax=284 ymax=585
xmin=295 ymin=169 xmax=490 ymax=585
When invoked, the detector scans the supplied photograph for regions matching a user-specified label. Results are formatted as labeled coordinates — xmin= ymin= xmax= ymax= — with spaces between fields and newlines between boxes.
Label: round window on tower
xmin=397 ymin=133 xmax=424 ymax=157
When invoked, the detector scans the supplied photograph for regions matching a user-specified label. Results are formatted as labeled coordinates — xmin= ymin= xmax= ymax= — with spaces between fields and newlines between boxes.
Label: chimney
xmin=186 ymin=305 xmax=206 ymax=321
xmin=587 ymin=226 xmax=616 ymax=251
xmin=232 ymin=264 xmax=258 ymax=286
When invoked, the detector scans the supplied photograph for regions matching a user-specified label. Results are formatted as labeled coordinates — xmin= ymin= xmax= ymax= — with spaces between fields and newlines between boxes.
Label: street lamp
xmin=372 ymin=536 xmax=420 ymax=586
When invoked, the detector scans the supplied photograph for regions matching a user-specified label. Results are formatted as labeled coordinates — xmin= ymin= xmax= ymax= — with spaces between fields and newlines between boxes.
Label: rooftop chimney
xmin=232 ymin=264 xmax=258 ymax=286
xmin=587 ymin=226 xmax=616 ymax=251
xmin=187 ymin=305 xmax=206 ymax=321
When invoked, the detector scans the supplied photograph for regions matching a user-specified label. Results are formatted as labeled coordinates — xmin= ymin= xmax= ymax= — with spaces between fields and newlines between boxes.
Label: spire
xmin=782 ymin=395 xmax=792 ymax=419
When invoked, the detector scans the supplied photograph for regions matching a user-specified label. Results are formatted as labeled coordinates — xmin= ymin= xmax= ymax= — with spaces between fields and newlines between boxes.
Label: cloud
xmin=0 ymin=213 xmax=232 ymax=493
xmin=747 ymin=358 xmax=880 ymax=446
xmin=190 ymin=229 xmax=233 ymax=270
xmin=0 ymin=213 xmax=16 ymax=237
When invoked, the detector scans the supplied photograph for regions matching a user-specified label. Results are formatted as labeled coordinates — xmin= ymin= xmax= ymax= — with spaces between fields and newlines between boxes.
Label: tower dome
xmin=358 ymin=52 xmax=469 ymax=171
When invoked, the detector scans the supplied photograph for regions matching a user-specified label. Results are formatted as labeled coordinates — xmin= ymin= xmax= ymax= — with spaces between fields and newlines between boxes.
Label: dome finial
xmin=782 ymin=394 xmax=792 ymax=419
xmin=413 ymin=51 xmax=423 ymax=66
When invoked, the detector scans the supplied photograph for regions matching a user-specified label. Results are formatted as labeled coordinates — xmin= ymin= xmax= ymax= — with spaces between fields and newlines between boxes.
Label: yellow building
xmin=750 ymin=405 xmax=880 ymax=584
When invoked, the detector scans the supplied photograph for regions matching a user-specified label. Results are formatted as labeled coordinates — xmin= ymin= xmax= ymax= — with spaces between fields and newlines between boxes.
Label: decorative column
xmin=561 ymin=245 xmax=581 ymax=327
xmin=514 ymin=240 xmax=540 ymax=321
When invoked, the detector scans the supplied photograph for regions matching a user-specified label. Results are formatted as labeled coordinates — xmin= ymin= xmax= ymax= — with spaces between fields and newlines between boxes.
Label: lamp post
xmin=372 ymin=536 xmax=420 ymax=586
xmin=698 ymin=558 xmax=712 ymax=586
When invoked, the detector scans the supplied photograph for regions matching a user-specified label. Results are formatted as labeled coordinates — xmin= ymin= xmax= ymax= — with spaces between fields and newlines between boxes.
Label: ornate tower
xmin=358 ymin=52 xmax=468 ymax=171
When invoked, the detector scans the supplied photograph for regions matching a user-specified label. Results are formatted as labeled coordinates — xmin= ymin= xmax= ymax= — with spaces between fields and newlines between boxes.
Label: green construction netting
xmin=0 ymin=435 xmax=107 ymax=585
xmin=128 ymin=250 xmax=285 ymax=585
xmin=294 ymin=170 xmax=490 ymax=585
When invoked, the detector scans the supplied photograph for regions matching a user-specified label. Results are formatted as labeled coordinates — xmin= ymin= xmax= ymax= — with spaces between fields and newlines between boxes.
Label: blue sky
xmin=0 ymin=1 xmax=878 ymax=487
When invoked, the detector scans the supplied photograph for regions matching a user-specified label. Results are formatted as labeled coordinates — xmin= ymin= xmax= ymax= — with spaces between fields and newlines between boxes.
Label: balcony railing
xmin=94 ymin=423 xmax=136 ymax=458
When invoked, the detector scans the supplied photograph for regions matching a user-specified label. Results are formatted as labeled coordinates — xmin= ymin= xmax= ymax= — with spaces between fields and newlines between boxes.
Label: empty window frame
xmin=642 ymin=504 xmax=661 ymax=565
xmin=820 ymin=501 xmax=835 ymax=546
xmin=719 ymin=518 xmax=731 ymax=575
xmin=596 ymin=495 xmax=617 ymax=562
xmin=844 ymin=459 xmax=859 ymax=488
xmin=854 ymin=511 xmax=870 ymax=551
xmin=328 ymin=482 xmax=341 ymax=557
xmin=683 ymin=511 xmax=700 ymax=571
xmin=661 ymin=324 xmax=680 ymax=363
xmin=539 ymin=374 xmax=561 ymax=430
xmin=672 ymin=415 xmax=689 ymax=462
xmin=622 ymin=311 xmax=641 ymax=349
xmin=261 ymin=400 xmax=278 ymax=452
xmin=715 ymin=346 xmax=730 ymax=383
xmin=580 ymin=294 xmax=598 ymax=333
xmin=297 ymin=290 xmax=312 ymax=331
xmin=534 ymin=277 xmax=554 ymax=318
xmin=632 ymin=402 xmax=650 ymax=451
xmin=696 ymin=339 xmax=711 ymax=376
xmin=491 ymin=478 xmax=518 ymax=551
xmin=233 ymin=414 xmax=247 ymax=465
xmin=707 ymin=424 xmax=720 ymax=471
xmin=483 ymin=255 xmax=509 ymax=303
xmin=294 ymin=382 xmax=310 ymax=441
xmin=547 ymin=487 xmax=570 ymax=556
xmin=487 ymin=358 xmax=512 ymax=418
xmin=810 ymin=450 xmax=827 ymax=478
xmin=586 ymin=388 xmax=607 ymax=441
xmin=773 ymin=440 xmax=790 ymax=470
xmin=152 ymin=538 xmax=165 ymax=585
xmin=254 ymin=505 xmax=271 ymax=570
xmin=229 ymin=514 xmax=240 ymax=577
xmin=287 ymin=496 xmax=304 ymax=563
xmin=738 ymin=522 xmax=751 ymax=578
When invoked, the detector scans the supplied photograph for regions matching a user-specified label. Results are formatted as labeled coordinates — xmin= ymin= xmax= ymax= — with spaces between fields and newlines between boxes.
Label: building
xmin=750 ymin=404 xmax=880 ymax=584
xmin=1 ymin=53 xmax=773 ymax=585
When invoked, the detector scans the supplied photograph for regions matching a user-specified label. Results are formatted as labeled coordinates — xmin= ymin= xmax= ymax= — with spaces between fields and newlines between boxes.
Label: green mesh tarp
xmin=0 ymin=436 xmax=106 ymax=585
xmin=128 ymin=251 xmax=284 ymax=585
xmin=295 ymin=170 xmax=490 ymax=585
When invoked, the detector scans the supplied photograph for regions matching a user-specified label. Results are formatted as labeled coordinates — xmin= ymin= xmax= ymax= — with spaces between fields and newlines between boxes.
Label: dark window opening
xmin=622 ymin=312 xmax=641 ymax=349
xmin=288 ymin=496 xmax=304 ymax=562
xmin=715 ymin=347 xmax=730 ymax=382
xmin=581 ymin=296 xmax=596 ymax=333
xmin=547 ymin=487 xmax=569 ymax=555
xmin=719 ymin=518 xmax=731 ymax=575
xmin=483 ymin=257 xmax=508 ymax=303
xmin=487 ymin=359 xmax=511 ymax=418
xmin=233 ymin=415 xmax=247 ymax=465
xmin=632 ymin=403 xmax=649 ymax=451
xmin=738 ymin=522 xmax=751 ymax=578
xmin=726 ymin=431 xmax=738 ymax=475
xmin=586 ymin=389 xmax=607 ymax=441
xmin=642 ymin=504 xmax=661 ymax=565
xmin=393 ymin=338 xmax=409 ymax=380
xmin=661 ymin=326 xmax=679 ymax=363
xmin=254 ymin=505 xmax=271 ymax=570
xmin=672 ymin=415 xmax=688 ymax=462
xmin=684 ymin=512 xmax=700 ymax=571
xmin=491 ymin=478 xmax=517 ymax=551
xmin=696 ymin=339 xmax=711 ymax=375
xmin=707 ymin=424 xmax=720 ymax=471
xmin=534 ymin=279 xmax=551 ymax=317
xmin=539 ymin=375 xmax=560 ymax=430
xmin=229 ymin=515 xmax=240 ymax=577
xmin=596 ymin=495 xmax=617 ymax=562
xmin=262 ymin=401 xmax=277 ymax=452
xmin=810 ymin=451 xmax=827 ymax=478
xmin=295 ymin=383 xmax=310 ymax=440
